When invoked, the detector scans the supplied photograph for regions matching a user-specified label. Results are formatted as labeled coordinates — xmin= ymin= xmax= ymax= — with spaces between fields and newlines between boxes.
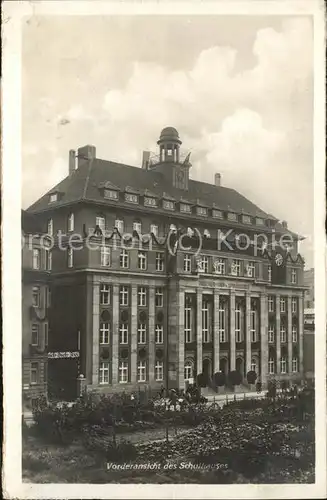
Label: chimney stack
xmin=77 ymin=145 xmax=96 ymax=168
xmin=214 ymin=173 xmax=221 ymax=187
xmin=281 ymin=220 xmax=288 ymax=229
xmin=142 ymin=151 xmax=150 ymax=170
xmin=69 ymin=150 xmax=76 ymax=175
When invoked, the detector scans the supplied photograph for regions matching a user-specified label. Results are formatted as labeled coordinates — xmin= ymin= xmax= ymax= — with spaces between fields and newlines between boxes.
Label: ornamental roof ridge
xmin=195 ymin=198 xmax=210 ymax=208
xmin=98 ymin=180 xmax=120 ymax=190
xmin=162 ymin=191 xmax=176 ymax=201
xmin=125 ymin=185 xmax=142 ymax=194
xmin=144 ymin=189 xmax=159 ymax=198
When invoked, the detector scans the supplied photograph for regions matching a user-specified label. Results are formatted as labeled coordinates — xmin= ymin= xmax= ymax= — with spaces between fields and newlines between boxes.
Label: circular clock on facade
xmin=275 ymin=253 xmax=283 ymax=266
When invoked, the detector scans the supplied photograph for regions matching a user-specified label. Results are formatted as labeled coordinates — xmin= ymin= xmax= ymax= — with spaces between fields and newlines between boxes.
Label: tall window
xmin=155 ymin=287 xmax=163 ymax=307
xmin=246 ymin=262 xmax=256 ymax=278
xmin=68 ymin=213 xmax=74 ymax=232
xmin=184 ymin=254 xmax=191 ymax=272
xmin=137 ymin=324 xmax=146 ymax=344
xmin=138 ymin=251 xmax=147 ymax=270
xmin=268 ymin=265 xmax=272 ymax=282
xmin=280 ymin=357 xmax=287 ymax=374
xmin=231 ymin=259 xmax=242 ymax=276
xmin=45 ymin=249 xmax=52 ymax=271
xmin=96 ymin=216 xmax=105 ymax=231
xmin=47 ymin=219 xmax=53 ymax=236
xmin=184 ymin=299 xmax=193 ymax=343
xmin=155 ymin=253 xmax=164 ymax=271
xmin=268 ymin=296 xmax=275 ymax=313
xmin=213 ymin=258 xmax=225 ymax=275
xmin=219 ymin=300 xmax=227 ymax=342
xmin=119 ymin=361 xmax=128 ymax=383
xmin=280 ymin=297 xmax=286 ymax=313
xmin=67 ymin=248 xmax=73 ymax=268
xmin=235 ymin=302 xmax=243 ymax=343
xmin=291 ymin=268 xmax=297 ymax=284
xmin=202 ymin=299 xmax=210 ymax=343
xmin=119 ymin=324 xmax=128 ymax=344
xmin=99 ymin=362 xmax=110 ymax=384
xmin=44 ymin=323 xmax=48 ymax=347
xmin=291 ymin=298 xmax=297 ymax=313
xmin=100 ymin=246 xmax=111 ymax=267
xmin=138 ymin=287 xmax=147 ymax=306
xmin=281 ymin=324 xmax=286 ymax=343
xmin=150 ymin=224 xmax=158 ymax=236
xmin=184 ymin=361 xmax=193 ymax=380
xmin=292 ymin=357 xmax=298 ymax=373
xmin=120 ymin=249 xmax=129 ymax=268
xmin=155 ymin=324 xmax=163 ymax=344
xmin=100 ymin=323 xmax=110 ymax=344
xmin=31 ymin=324 xmax=39 ymax=346
xmin=155 ymin=361 xmax=164 ymax=381
xmin=133 ymin=221 xmax=142 ymax=233
xmin=292 ymin=325 xmax=297 ymax=343
xmin=198 ymin=255 xmax=209 ymax=273
xmin=137 ymin=361 xmax=147 ymax=382
xmin=250 ymin=303 xmax=257 ymax=342
xmin=32 ymin=249 xmax=40 ymax=270
xmin=115 ymin=219 xmax=124 ymax=233
xmin=268 ymin=357 xmax=275 ymax=374
xmin=250 ymin=358 xmax=257 ymax=373
xmin=119 ymin=286 xmax=129 ymax=306
xmin=30 ymin=362 xmax=39 ymax=384
xmin=100 ymin=284 xmax=110 ymax=305
xmin=32 ymin=286 xmax=41 ymax=308
xmin=268 ymin=324 xmax=275 ymax=343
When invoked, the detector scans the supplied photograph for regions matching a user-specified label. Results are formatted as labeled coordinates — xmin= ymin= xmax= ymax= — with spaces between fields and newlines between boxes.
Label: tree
xmin=196 ymin=373 xmax=206 ymax=388
xmin=246 ymin=370 xmax=257 ymax=385
xmin=214 ymin=371 xmax=226 ymax=387
xmin=228 ymin=370 xmax=242 ymax=390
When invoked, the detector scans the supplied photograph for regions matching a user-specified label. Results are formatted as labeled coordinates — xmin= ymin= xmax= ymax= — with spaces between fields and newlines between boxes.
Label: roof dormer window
xmin=180 ymin=203 xmax=191 ymax=213
xmin=104 ymin=189 xmax=119 ymax=200
xmin=227 ymin=212 xmax=238 ymax=222
xmin=242 ymin=214 xmax=252 ymax=224
xmin=125 ymin=193 xmax=138 ymax=204
xmin=49 ymin=193 xmax=58 ymax=203
xmin=163 ymin=200 xmax=175 ymax=211
xmin=256 ymin=217 xmax=265 ymax=226
xmin=144 ymin=197 xmax=157 ymax=207
xmin=212 ymin=209 xmax=223 ymax=219
xmin=196 ymin=206 xmax=207 ymax=216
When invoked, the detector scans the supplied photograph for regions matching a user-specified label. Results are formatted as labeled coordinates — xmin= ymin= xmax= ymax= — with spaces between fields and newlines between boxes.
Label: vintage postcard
xmin=2 ymin=0 xmax=326 ymax=498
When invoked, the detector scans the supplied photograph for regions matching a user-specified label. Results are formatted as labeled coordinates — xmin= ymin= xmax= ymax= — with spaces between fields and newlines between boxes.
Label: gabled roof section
xmin=27 ymin=156 xmax=296 ymax=236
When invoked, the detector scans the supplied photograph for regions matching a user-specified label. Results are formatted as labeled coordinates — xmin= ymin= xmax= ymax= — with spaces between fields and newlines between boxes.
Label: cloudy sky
xmin=22 ymin=15 xmax=313 ymax=266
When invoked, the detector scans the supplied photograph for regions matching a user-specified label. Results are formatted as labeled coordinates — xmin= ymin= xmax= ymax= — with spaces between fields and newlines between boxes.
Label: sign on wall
xmin=48 ymin=351 xmax=80 ymax=359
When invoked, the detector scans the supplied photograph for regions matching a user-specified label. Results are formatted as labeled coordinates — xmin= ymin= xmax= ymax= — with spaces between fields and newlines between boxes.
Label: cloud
xmin=22 ymin=17 xmax=313 ymax=264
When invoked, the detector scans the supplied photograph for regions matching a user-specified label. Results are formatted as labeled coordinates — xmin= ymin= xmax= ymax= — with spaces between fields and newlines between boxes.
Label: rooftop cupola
xmin=157 ymin=126 xmax=182 ymax=163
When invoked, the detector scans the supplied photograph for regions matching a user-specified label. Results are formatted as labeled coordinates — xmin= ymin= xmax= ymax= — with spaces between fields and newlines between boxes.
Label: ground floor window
xmin=30 ymin=362 xmax=39 ymax=384
xmin=250 ymin=358 xmax=258 ymax=373
xmin=155 ymin=361 xmax=163 ymax=381
xmin=137 ymin=361 xmax=147 ymax=382
xmin=268 ymin=357 xmax=275 ymax=374
xmin=184 ymin=361 xmax=193 ymax=380
xmin=292 ymin=357 xmax=298 ymax=373
xmin=119 ymin=361 xmax=128 ymax=383
xmin=99 ymin=362 xmax=110 ymax=384
xmin=280 ymin=357 xmax=287 ymax=374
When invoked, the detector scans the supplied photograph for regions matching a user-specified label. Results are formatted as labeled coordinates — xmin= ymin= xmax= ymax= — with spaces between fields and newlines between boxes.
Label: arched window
xmin=236 ymin=357 xmax=244 ymax=375
xmin=184 ymin=360 xmax=194 ymax=380
xmin=169 ymin=223 xmax=177 ymax=233
xmin=204 ymin=229 xmax=211 ymax=238
xmin=292 ymin=357 xmax=298 ymax=373
xmin=220 ymin=357 xmax=228 ymax=375
xmin=133 ymin=220 xmax=142 ymax=233
xmin=268 ymin=356 xmax=275 ymax=374
xmin=280 ymin=356 xmax=287 ymax=374
xmin=250 ymin=358 xmax=258 ymax=373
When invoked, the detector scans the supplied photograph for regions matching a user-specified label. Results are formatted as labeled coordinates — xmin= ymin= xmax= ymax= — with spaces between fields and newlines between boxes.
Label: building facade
xmin=22 ymin=210 xmax=51 ymax=404
xmin=303 ymin=268 xmax=315 ymax=381
xmin=27 ymin=127 xmax=306 ymax=399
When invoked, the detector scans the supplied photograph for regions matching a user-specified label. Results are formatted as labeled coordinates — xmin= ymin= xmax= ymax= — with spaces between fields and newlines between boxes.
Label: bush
xmin=228 ymin=370 xmax=242 ymax=387
xmin=214 ymin=371 xmax=226 ymax=387
xmin=106 ymin=439 xmax=137 ymax=463
xmin=246 ymin=370 xmax=257 ymax=385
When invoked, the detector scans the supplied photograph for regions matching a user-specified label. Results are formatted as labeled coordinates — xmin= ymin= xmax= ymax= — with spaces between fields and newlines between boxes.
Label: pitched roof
xmin=27 ymin=157 xmax=295 ymax=235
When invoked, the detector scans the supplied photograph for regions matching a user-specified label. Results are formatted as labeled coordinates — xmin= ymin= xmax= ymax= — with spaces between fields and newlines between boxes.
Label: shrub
xmin=105 ymin=439 xmax=137 ymax=463
xmin=228 ymin=370 xmax=242 ymax=387
xmin=246 ymin=370 xmax=257 ymax=385
xmin=214 ymin=371 xmax=226 ymax=387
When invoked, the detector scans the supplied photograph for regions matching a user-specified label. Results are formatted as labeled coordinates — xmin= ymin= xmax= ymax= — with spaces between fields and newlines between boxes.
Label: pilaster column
xmin=112 ymin=284 xmax=119 ymax=384
xmin=91 ymin=281 xmax=100 ymax=385
xmin=130 ymin=284 xmax=138 ymax=383
xmin=229 ymin=289 xmax=236 ymax=371
xmin=148 ymin=285 xmax=155 ymax=383
xmin=298 ymin=294 xmax=304 ymax=376
xmin=213 ymin=290 xmax=220 ymax=373
xmin=275 ymin=294 xmax=281 ymax=375
xmin=287 ymin=296 xmax=293 ymax=375
xmin=260 ymin=293 xmax=268 ymax=386
xmin=196 ymin=288 xmax=203 ymax=375
xmin=245 ymin=291 xmax=252 ymax=374
xmin=177 ymin=288 xmax=185 ymax=388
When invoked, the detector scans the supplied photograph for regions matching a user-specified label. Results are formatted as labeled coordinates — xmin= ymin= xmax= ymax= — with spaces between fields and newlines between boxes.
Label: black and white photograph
xmin=2 ymin=0 xmax=326 ymax=498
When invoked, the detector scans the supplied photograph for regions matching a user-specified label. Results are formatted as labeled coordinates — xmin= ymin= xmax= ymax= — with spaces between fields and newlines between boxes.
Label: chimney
xmin=214 ymin=173 xmax=221 ymax=187
xmin=69 ymin=149 xmax=76 ymax=175
xmin=142 ymin=151 xmax=150 ymax=170
xmin=281 ymin=220 xmax=288 ymax=229
xmin=77 ymin=145 xmax=96 ymax=168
